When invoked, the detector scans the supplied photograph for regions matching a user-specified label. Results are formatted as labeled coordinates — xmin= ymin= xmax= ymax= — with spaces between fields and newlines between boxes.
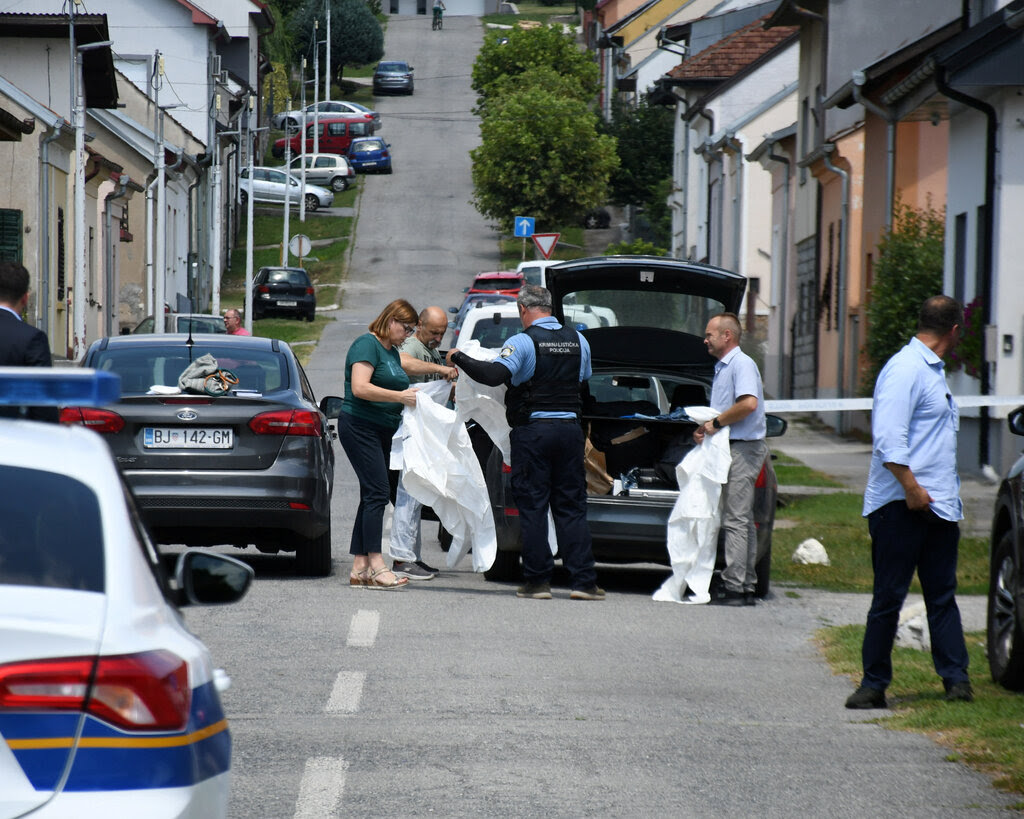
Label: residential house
xmin=765 ymin=0 xmax=1024 ymax=475
xmin=652 ymin=8 xmax=798 ymax=356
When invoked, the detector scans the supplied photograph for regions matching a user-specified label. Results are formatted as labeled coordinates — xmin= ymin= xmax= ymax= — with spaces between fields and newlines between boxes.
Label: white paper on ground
xmin=652 ymin=405 xmax=731 ymax=605
xmin=391 ymin=379 xmax=496 ymax=572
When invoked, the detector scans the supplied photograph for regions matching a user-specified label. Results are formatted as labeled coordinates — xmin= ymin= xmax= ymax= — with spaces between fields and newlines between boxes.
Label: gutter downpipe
xmin=39 ymin=120 xmax=64 ymax=338
xmin=767 ymin=140 xmax=791 ymax=397
xmin=103 ymin=174 xmax=129 ymax=337
xmin=145 ymin=175 xmax=156 ymax=316
xmin=726 ymin=133 xmax=744 ymax=278
xmin=852 ymin=70 xmax=895 ymax=231
xmin=934 ymin=65 xmax=996 ymax=470
xmin=822 ymin=144 xmax=850 ymax=432
xmin=697 ymin=109 xmax=714 ymax=262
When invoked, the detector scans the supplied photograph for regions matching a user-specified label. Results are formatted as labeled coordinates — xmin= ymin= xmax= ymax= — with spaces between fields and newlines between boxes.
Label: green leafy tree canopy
xmin=863 ymin=199 xmax=945 ymax=393
xmin=472 ymin=25 xmax=599 ymax=106
xmin=481 ymin=65 xmax=594 ymax=117
xmin=603 ymin=95 xmax=674 ymax=207
xmin=292 ymin=0 xmax=383 ymax=85
xmin=470 ymin=86 xmax=619 ymax=233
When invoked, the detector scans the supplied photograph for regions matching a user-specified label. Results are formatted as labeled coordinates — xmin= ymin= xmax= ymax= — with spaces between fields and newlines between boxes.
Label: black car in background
xmin=61 ymin=335 xmax=339 ymax=576
xmin=253 ymin=266 xmax=317 ymax=322
xmin=988 ymin=406 xmax=1024 ymax=690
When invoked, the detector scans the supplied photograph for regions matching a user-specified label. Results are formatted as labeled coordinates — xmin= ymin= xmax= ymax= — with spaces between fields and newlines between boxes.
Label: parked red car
xmin=465 ymin=271 xmax=524 ymax=297
xmin=272 ymin=115 xmax=375 ymax=159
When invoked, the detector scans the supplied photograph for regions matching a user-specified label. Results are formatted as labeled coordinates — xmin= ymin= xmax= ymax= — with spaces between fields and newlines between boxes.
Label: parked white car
xmin=273 ymin=100 xmax=380 ymax=132
xmin=515 ymin=259 xmax=560 ymax=288
xmin=455 ymin=302 xmax=522 ymax=351
xmin=0 ymin=369 xmax=253 ymax=818
xmin=238 ymin=166 xmax=334 ymax=212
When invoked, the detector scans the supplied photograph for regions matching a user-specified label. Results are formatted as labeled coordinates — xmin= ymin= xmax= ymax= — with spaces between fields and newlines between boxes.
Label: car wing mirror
xmin=174 ymin=551 xmax=253 ymax=606
xmin=765 ymin=414 xmax=787 ymax=439
xmin=1008 ymin=406 xmax=1024 ymax=436
xmin=320 ymin=395 xmax=344 ymax=420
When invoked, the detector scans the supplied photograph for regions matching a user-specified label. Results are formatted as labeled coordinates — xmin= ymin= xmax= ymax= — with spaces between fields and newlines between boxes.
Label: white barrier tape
xmin=763 ymin=395 xmax=1024 ymax=413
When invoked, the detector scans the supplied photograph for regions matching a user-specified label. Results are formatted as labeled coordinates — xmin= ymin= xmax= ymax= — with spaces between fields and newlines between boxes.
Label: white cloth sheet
xmin=652 ymin=405 xmax=731 ymax=604
xmin=390 ymin=379 xmax=497 ymax=572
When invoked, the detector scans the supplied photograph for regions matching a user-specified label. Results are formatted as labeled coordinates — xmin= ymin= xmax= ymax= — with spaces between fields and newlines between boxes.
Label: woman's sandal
xmin=365 ymin=566 xmax=408 ymax=590
xmin=349 ymin=569 xmax=368 ymax=587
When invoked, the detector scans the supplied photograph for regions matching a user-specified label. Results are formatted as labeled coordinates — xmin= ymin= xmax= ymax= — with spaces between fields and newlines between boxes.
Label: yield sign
xmin=532 ymin=233 xmax=560 ymax=259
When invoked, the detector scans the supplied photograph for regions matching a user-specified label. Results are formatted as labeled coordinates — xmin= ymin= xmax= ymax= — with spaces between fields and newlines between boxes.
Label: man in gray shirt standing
xmin=693 ymin=312 xmax=767 ymax=606
xmin=391 ymin=306 xmax=457 ymax=580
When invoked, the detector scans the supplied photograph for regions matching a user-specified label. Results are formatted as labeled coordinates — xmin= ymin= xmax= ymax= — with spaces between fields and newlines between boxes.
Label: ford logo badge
xmin=177 ymin=409 xmax=199 ymax=421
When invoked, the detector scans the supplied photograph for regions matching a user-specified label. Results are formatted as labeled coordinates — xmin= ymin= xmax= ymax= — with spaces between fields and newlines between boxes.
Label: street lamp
xmin=72 ymin=38 xmax=112 ymax=361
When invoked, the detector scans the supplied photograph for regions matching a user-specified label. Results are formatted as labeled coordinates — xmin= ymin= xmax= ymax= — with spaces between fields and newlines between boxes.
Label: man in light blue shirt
xmin=846 ymin=295 xmax=972 ymax=709
xmin=694 ymin=312 xmax=767 ymax=605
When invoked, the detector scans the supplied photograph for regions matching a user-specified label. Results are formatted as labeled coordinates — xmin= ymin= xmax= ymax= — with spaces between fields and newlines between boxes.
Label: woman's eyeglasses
xmin=394 ymin=319 xmax=416 ymax=335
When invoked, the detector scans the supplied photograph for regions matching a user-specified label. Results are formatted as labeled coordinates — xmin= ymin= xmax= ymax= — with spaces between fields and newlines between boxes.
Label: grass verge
xmin=819 ymin=624 xmax=1024 ymax=801
xmin=771 ymin=492 xmax=989 ymax=594
xmin=772 ymin=451 xmax=845 ymax=487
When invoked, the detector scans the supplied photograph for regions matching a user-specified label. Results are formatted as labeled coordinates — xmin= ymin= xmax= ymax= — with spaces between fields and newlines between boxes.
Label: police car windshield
xmin=0 ymin=465 xmax=104 ymax=592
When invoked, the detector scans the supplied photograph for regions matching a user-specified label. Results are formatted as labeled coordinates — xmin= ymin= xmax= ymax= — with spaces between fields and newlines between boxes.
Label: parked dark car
xmin=253 ymin=266 xmax=317 ymax=322
xmin=61 ymin=335 xmax=340 ymax=576
xmin=988 ymin=405 xmax=1024 ymax=690
xmin=373 ymin=60 xmax=414 ymax=95
xmin=346 ymin=136 xmax=392 ymax=174
xmin=476 ymin=255 xmax=785 ymax=594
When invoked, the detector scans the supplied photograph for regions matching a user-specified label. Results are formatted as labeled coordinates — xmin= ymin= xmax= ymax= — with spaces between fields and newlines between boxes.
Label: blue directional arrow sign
xmin=513 ymin=216 xmax=535 ymax=238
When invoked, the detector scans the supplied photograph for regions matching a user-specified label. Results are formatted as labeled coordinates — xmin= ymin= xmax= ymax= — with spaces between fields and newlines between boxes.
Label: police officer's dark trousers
xmin=509 ymin=419 xmax=597 ymax=590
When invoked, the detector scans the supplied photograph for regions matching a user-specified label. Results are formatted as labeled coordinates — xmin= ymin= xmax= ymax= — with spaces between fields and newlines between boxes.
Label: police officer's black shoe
xmin=845 ymin=685 xmax=887 ymax=709
xmin=944 ymin=682 xmax=974 ymax=702
xmin=516 ymin=583 xmax=552 ymax=599
xmin=569 ymin=586 xmax=606 ymax=601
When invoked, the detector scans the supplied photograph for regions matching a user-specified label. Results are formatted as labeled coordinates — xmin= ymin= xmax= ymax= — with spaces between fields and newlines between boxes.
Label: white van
xmin=515 ymin=259 xmax=561 ymax=288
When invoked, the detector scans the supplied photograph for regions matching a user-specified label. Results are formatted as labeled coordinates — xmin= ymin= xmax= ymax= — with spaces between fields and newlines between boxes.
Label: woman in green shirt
xmin=339 ymin=299 xmax=421 ymax=589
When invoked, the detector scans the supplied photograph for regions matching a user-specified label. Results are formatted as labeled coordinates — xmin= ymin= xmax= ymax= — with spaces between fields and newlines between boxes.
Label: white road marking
xmin=293 ymin=756 xmax=348 ymax=819
xmin=347 ymin=609 xmax=379 ymax=647
xmin=326 ymin=670 xmax=366 ymax=714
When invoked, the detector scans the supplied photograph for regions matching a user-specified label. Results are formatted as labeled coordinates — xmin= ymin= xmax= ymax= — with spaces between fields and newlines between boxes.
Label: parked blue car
xmin=346 ymin=136 xmax=392 ymax=174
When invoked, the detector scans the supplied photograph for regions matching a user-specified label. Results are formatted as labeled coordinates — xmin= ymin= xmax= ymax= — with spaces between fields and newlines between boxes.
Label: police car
xmin=0 ymin=368 xmax=253 ymax=818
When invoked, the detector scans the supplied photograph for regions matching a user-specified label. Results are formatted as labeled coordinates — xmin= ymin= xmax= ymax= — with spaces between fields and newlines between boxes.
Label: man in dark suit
xmin=0 ymin=260 xmax=57 ymax=420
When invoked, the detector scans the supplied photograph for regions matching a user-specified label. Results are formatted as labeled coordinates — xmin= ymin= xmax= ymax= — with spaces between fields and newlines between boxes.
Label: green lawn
xmin=820 ymin=625 xmax=1024 ymax=802
xmin=770 ymin=492 xmax=990 ymax=594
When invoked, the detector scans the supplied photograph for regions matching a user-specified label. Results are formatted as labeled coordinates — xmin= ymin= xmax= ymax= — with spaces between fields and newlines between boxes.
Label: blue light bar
xmin=0 ymin=368 xmax=121 ymax=407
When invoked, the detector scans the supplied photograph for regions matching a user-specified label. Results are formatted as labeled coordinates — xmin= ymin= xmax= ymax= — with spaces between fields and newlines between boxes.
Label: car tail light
xmin=755 ymin=462 xmax=768 ymax=489
xmin=305 ymin=286 xmax=314 ymax=296
xmin=257 ymin=285 xmax=270 ymax=294
xmin=60 ymin=406 xmax=125 ymax=433
xmin=249 ymin=409 xmax=323 ymax=437
xmin=0 ymin=650 xmax=190 ymax=732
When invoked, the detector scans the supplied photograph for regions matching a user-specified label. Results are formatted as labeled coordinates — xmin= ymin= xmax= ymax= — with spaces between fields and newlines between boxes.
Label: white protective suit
xmin=390 ymin=379 xmax=496 ymax=572
xmin=652 ymin=405 xmax=732 ymax=604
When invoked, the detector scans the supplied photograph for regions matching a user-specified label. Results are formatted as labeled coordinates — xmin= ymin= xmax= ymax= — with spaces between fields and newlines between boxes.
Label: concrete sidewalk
xmin=772 ymin=416 xmax=998 ymax=538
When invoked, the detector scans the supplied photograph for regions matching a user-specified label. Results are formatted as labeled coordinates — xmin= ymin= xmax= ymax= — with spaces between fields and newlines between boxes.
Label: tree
xmin=482 ymin=65 xmax=593 ymax=116
xmin=472 ymin=25 xmax=599 ymax=106
xmin=292 ymin=0 xmax=384 ymax=86
xmin=602 ymin=96 xmax=674 ymax=207
xmin=863 ymin=199 xmax=945 ymax=393
xmin=470 ymin=87 xmax=619 ymax=233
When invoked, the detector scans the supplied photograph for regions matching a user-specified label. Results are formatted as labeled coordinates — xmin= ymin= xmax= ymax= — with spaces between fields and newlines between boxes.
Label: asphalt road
xmin=180 ymin=15 xmax=1017 ymax=818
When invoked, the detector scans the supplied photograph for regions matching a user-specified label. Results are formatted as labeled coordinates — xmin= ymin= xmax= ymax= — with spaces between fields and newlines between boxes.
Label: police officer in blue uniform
xmin=447 ymin=285 xmax=604 ymax=600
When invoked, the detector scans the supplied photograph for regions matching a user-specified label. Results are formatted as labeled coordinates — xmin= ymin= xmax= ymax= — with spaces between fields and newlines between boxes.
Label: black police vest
xmin=505 ymin=323 xmax=582 ymax=427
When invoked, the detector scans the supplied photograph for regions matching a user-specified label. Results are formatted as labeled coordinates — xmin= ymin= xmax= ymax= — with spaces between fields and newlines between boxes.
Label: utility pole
xmin=154 ymin=52 xmax=167 ymax=333
xmin=281 ymin=97 xmax=292 ymax=266
xmin=211 ymin=92 xmax=223 ymax=316
xmin=325 ymin=0 xmax=331 ymax=103
xmin=245 ymin=94 xmax=257 ymax=334
xmin=313 ymin=22 xmax=321 ymax=156
xmin=300 ymin=58 xmax=308 ymax=224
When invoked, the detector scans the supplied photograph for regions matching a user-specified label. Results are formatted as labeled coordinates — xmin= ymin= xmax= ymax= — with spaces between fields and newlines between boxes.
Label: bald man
xmin=391 ymin=306 xmax=457 ymax=580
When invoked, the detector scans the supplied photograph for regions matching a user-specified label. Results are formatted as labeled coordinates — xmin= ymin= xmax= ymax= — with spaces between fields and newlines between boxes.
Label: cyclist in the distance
xmin=432 ymin=0 xmax=445 ymax=29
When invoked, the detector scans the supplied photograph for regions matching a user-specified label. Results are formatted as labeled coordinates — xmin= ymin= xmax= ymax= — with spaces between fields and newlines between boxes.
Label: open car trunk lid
xmin=546 ymin=255 xmax=748 ymax=377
